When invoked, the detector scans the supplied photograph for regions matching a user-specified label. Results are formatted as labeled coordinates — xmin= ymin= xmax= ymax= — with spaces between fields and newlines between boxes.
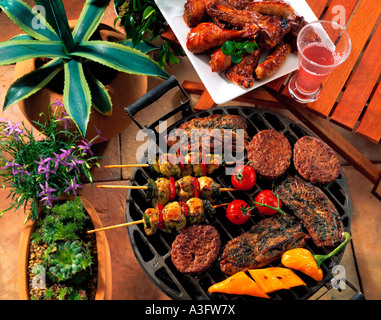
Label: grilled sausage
xmin=255 ymin=42 xmax=291 ymax=80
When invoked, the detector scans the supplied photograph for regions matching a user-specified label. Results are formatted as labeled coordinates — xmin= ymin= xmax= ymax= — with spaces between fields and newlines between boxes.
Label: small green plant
xmin=115 ymin=0 xmax=183 ymax=68
xmin=45 ymin=240 xmax=93 ymax=283
xmin=221 ymin=40 xmax=259 ymax=64
xmin=32 ymin=197 xmax=89 ymax=244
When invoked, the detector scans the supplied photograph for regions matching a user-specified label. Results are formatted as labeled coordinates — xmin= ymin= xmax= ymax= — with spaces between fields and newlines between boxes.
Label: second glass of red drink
xmin=288 ymin=20 xmax=352 ymax=103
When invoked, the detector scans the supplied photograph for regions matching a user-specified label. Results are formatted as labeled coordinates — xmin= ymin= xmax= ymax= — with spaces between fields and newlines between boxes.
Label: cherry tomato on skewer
xmin=231 ymin=162 xmax=256 ymax=191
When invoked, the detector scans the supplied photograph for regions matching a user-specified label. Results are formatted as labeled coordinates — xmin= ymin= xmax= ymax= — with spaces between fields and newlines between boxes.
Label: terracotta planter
xmin=17 ymin=196 xmax=112 ymax=300
xmin=14 ymin=21 xmax=148 ymax=143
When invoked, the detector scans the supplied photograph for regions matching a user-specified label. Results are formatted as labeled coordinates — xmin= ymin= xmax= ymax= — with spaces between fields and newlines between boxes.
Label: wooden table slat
xmin=320 ymin=0 xmax=358 ymax=25
xmin=355 ymin=83 xmax=381 ymax=144
xmin=306 ymin=0 xmax=331 ymax=19
xmin=305 ymin=0 xmax=381 ymax=118
xmin=330 ymin=21 xmax=381 ymax=130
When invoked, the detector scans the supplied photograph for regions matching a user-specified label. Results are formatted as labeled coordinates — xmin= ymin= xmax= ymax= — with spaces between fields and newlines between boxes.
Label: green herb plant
xmin=0 ymin=0 xmax=169 ymax=136
xmin=30 ymin=197 xmax=95 ymax=300
xmin=221 ymin=40 xmax=259 ymax=64
xmin=44 ymin=240 xmax=93 ymax=283
xmin=114 ymin=0 xmax=183 ymax=68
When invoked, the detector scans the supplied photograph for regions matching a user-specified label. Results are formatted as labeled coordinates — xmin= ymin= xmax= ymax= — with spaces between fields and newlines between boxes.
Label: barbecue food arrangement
xmin=183 ymin=0 xmax=307 ymax=88
xmin=99 ymin=108 xmax=351 ymax=300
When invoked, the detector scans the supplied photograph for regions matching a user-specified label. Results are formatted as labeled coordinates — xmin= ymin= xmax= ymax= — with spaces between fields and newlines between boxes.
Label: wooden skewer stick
xmin=103 ymin=164 xmax=149 ymax=168
xmin=104 ymin=162 xmax=244 ymax=168
xmin=96 ymin=185 xmax=148 ymax=190
xmin=87 ymin=203 xmax=230 ymax=234
xmin=96 ymin=185 xmax=236 ymax=192
xmin=88 ymin=219 xmax=144 ymax=234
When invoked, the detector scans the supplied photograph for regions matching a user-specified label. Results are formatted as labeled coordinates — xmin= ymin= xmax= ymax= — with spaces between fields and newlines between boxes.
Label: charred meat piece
xmin=206 ymin=4 xmax=291 ymax=49
xmin=226 ymin=47 xmax=261 ymax=88
xmin=184 ymin=0 xmax=210 ymax=27
xmin=275 ymin=176 xmax=345 ymax=247
xmin=220 ymin=214 xmax=309 ymax=275
xmin=183 ymin=0 xmax=250 ymax=27
xmin=172 ymin=225 xmax=221 ymax=274
xmin=167 ymin=114 xmax=248 ymax=152
xmin=206 ymin=4 xmax=262 ymax=29
xmin=293 ymin=136 xmax=341 ymax=185
xmin=246 ymin=129 xmax=292 ymax=179
xmin=186 ymin=22 xmax=257 ymax=53
xmin=242 ymin=1 xmax=296 ymax=20
xmin=255 ymin=42 xmax=291 ymax=79
xmin=210 ymin=47 xmax=233 ymax=73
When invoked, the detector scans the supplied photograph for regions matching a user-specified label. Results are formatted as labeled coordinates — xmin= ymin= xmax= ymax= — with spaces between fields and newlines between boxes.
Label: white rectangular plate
xmin=155 ymin=0 xmax=318 ymax=104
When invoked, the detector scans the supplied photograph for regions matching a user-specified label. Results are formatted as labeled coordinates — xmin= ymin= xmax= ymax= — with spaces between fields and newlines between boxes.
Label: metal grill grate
xmin=125 ymin=106 xmax=351 ymax=300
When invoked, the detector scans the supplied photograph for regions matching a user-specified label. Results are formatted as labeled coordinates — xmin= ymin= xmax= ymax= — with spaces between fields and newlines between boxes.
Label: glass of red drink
xmin=288 ymin=20 xmax=351 ymax=103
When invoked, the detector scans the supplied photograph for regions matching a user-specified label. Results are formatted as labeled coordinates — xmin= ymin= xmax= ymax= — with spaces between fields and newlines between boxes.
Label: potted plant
xmin=18 ymin=196 xmax=112 ymax=300
xmin=0 ymin=0 xmax=169 ymax=140
xmin=0 ymin=105 xmax=111 ymax=299
xmin=114 ymin=0 xmax=184 ymax=68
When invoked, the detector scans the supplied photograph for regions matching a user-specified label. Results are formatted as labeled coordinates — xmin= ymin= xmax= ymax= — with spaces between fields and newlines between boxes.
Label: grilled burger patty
xmin=293 ymin=136 xmax=341 ymax=184
xmin=220 ymin=214 xmax=309 ymax=275
xmin=171 ymin=225 xmax=221 ymax=274
xmin=275 ymin=175 xmax=344 ymax=247
xmin=246 ymin=129 xmax=292 ymax=179
xmin=167 ymin=114 xmax=248 ymax=152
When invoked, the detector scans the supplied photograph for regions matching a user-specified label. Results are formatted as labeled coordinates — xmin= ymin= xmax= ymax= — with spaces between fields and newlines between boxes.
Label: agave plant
xmin=0 ymin=0 xmax=169 ymax=136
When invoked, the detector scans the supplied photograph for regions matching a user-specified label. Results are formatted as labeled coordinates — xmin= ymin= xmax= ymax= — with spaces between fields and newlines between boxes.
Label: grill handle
xmin=125 ymin=75 xmax=191 ymax=130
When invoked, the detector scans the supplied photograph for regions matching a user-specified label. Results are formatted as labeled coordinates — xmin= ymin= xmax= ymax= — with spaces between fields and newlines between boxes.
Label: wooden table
xmin=180 ymin=0 xmax=381 ymax=199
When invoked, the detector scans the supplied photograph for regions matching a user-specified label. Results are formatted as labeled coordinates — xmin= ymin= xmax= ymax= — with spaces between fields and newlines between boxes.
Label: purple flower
xmin=95 ymin=128 xmax=108 ymax=141
xmin=14 ymin=165 xmax=31 ymax=181
xmin=67 ymin=156 xmax=84 ymax=174
xmin=64 ymin=177 xmax=82 ymax=196
xmin=52 ymin=99 xmax=64 ymax=107
xmin=78 ymin=140 xmax=94 ymax=156
xmin=56 ymin=110 xmax=72 ymax=130
xmin=2 ymin=160 xmax=22 ymax=176
xmin=58 ymin=148 xmax=73 ymax=166
xmin=35 ymin=156 xmax=55 ymax=181
xmin=38 ymin=181 xmax=58 ymax=208
xmin=3 ymin=121 xmax=23 ymax=141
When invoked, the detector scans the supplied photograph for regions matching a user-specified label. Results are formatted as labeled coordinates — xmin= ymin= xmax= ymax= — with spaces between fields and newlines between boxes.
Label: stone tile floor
xmin=0 ymin=0 xmax=381 ymax=301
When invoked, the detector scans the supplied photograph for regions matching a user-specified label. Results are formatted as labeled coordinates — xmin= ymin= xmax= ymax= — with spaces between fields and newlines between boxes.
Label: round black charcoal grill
xmin=124 ymin=77 xmax=353 ymax=300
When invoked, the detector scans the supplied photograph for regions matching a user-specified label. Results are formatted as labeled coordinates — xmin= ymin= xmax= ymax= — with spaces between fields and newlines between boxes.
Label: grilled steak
xmin=171 ymin=225 xmax=221 ymax=274
xmin=293 ymin=136 xmax=341 ymax=185
xmin=246 ymin=129 xmax=292 ymax=179
xmin=220 ymin=214 xmax=309 ymax=275
xmin=167 ymin=114 xmax=248 ymax=153
xmin=275 ymin=175 xmax=344 ymax=247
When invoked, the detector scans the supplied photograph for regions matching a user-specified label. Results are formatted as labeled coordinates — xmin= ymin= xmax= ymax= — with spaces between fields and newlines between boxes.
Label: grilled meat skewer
xmin=97 ymin=176 xmax=236 ymax=207
xmin=104 ymin=152 xmax=223 ymax=178
xmin=88 ymin=198 xmax=223 ymax=236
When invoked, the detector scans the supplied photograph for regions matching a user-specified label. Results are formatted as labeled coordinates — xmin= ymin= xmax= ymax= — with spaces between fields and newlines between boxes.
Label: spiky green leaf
xmin=0 ymin=40 xmax=68 ymax=65
xmin=3 ymin=58 xmax=63 ymax=109
xmin=71 ymin=41 xmax=169 ymax=79
xmin=0 ymin=0 xmax=59 ymax=41
xmin=84 ymin=68 xmax=112 ymax=115
xmin=72 ymin=0 xmax=111 ymax=43
xmin=63 ymin=59 xmax=92 ymax=137
xmin=34 ymin=0 xmax=74 ymax=52
xmin=118 ymin=39 xmax=158 ymax=54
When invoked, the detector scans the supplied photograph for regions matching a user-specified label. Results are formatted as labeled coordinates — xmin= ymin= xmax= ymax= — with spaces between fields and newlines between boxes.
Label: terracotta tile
xmin=0 ymin=189 xmax=28 ymax=300
xmin=343 ymin=164 xmax=381 ymax=300
xmin=79 ymin=182 xmax=170 ymax=300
